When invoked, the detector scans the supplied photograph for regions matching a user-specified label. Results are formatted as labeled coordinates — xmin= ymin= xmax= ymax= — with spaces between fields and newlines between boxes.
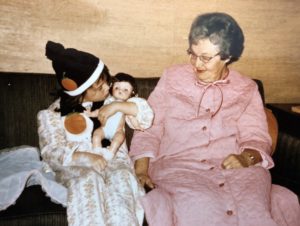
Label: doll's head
xmin=110 ymin=73 xmax=138 ymax=101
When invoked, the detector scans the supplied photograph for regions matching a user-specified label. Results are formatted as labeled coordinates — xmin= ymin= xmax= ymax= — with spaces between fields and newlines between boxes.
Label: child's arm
xmin=84 ymin=109 xmax=99 ymax=118
xmin=97 ymin=101 xmax=138 ymax=125
xmin=38 ymin=107 xmax=107 ymax=173
xmin=97 ymin=97 xmax=154 ymax=130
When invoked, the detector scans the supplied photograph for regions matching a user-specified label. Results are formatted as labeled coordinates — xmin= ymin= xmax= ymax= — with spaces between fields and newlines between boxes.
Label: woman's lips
xmin=194 ymin=67 xmax=206 ymax=73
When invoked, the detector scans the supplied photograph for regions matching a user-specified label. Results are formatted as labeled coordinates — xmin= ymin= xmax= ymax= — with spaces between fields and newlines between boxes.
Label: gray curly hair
xmin=188 ymin=12 xmax=244 ymax=64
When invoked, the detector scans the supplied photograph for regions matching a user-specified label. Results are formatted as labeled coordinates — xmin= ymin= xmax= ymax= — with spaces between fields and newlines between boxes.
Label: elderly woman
xmin=130 ymin=12 xmax=300 ymax=226
xmin=38 ymin=41 xmax=153 ymax=226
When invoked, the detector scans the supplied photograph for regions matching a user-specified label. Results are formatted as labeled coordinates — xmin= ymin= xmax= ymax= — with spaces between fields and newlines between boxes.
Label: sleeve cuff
xmin=130 ymin=151 xmax=155 ymax=162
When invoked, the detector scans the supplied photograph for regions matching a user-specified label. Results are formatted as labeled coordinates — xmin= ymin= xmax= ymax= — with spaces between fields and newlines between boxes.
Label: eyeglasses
xmin=187 ymin=49 xmax=220 ymax=64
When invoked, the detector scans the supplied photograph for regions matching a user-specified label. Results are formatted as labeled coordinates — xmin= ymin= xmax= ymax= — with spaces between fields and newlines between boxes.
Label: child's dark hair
xmin=56 ymin=65 xmax=111 ymax=116
xmin=111 ymin=73 xmax=138 ymax=97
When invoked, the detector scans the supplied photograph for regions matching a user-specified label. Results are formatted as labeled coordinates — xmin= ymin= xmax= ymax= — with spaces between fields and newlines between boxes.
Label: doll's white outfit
xmin=102 ymin=96 xmax=124 ymax=140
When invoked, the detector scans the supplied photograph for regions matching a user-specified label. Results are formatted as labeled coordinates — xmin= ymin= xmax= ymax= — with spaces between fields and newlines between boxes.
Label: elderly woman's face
xmin=83 ymin=78 xmax=110 ymax=102
xmin=189 ymin=38 xmax=229 ymax=83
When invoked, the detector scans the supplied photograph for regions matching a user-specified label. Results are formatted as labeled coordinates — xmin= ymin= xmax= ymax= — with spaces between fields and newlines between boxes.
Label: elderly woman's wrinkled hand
xmin=136 ymin=172 xmax=155 ymax=189
xmin=221 ymin=153 xmax=249 ymax=169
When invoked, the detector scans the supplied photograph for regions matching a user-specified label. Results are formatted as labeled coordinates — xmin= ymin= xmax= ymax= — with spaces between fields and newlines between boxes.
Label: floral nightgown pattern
xmin=37 ymin=98 xmax=153 ymax=226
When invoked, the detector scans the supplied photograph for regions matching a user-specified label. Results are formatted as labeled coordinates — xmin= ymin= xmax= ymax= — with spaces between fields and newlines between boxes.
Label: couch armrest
xmin=265 ymin=108 xmax=278 ymax=155
xmin=267 ymin=103 xmax=300 ymax=197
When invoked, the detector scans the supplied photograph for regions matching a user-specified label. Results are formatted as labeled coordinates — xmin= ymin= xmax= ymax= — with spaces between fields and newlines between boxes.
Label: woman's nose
xmin=195 ymin=58 xmax=204 ymax=67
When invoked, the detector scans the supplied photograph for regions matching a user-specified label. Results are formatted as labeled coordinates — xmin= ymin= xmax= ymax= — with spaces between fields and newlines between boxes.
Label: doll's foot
xmin=94 ymin=147 xmax=114 ymax=161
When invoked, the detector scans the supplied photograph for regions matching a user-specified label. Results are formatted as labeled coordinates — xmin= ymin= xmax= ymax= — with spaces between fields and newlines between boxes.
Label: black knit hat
xmin=45 ymin=41 xmax=104 ymax=96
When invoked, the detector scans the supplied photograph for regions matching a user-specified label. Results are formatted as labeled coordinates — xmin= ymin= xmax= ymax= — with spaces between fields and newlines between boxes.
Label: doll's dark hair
xmin=110 ymin=73 xmax=138 ymax=97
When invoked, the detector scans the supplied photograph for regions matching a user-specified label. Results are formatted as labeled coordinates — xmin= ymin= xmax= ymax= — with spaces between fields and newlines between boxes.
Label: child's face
xmin=112 ymin=81 xmax=133 ymax=101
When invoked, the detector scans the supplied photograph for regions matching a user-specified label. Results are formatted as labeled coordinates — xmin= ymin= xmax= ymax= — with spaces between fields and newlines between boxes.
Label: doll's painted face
xmin=112 ymin=81 xmax=133 ymax=101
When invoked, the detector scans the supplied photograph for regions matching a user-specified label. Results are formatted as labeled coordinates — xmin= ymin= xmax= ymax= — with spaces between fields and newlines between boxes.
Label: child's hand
xmin=89 ymin=154 xmax=107 ymax=173
xmin=84 ymin=109 xmax=99 ymax=118
xmin=73 ymin=152 xmax=107 ymax=173
xmin=97 ymin=103 xmax=118 ymax=126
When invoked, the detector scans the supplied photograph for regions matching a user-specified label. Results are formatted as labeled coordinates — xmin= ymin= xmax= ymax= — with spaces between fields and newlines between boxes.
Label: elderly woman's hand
xmin=136 ymin=172 xmax=155 ymax=189
xmin=134 ymin=157 xmax=155 ymax=190
xmin=221 ymin=149 xmax=263 ymax=169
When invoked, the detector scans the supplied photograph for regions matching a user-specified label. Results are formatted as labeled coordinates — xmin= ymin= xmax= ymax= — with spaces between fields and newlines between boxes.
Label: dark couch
xmin=0 ymin=72 xmax=299 ymax=226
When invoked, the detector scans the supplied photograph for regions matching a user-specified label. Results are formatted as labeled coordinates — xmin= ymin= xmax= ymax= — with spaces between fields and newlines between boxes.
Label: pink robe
xmin=130 ymin=64 xmax=300 ymax=226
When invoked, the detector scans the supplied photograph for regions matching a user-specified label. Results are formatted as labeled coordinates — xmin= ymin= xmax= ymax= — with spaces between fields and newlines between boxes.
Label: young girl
xmin=86 ymin=73 xmax=149 ymax=161
xmin=39 ymin=41 xmax=154 ymax=226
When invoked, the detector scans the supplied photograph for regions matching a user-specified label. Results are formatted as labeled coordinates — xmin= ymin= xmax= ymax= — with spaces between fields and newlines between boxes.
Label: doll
xmin=86 ymin=73 xmax=144 ymax=160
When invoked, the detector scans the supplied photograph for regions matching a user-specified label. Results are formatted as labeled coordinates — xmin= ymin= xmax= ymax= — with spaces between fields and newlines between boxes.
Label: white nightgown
xmin=37 ymin=97 xmax=154 ymax=226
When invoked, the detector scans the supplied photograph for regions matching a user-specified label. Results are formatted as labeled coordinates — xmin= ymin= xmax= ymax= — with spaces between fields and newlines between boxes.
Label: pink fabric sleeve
xmin=130 ymin=72 xmax=168 ymax=161
xmin=237 ymin=84 xmax=274 ymax=169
